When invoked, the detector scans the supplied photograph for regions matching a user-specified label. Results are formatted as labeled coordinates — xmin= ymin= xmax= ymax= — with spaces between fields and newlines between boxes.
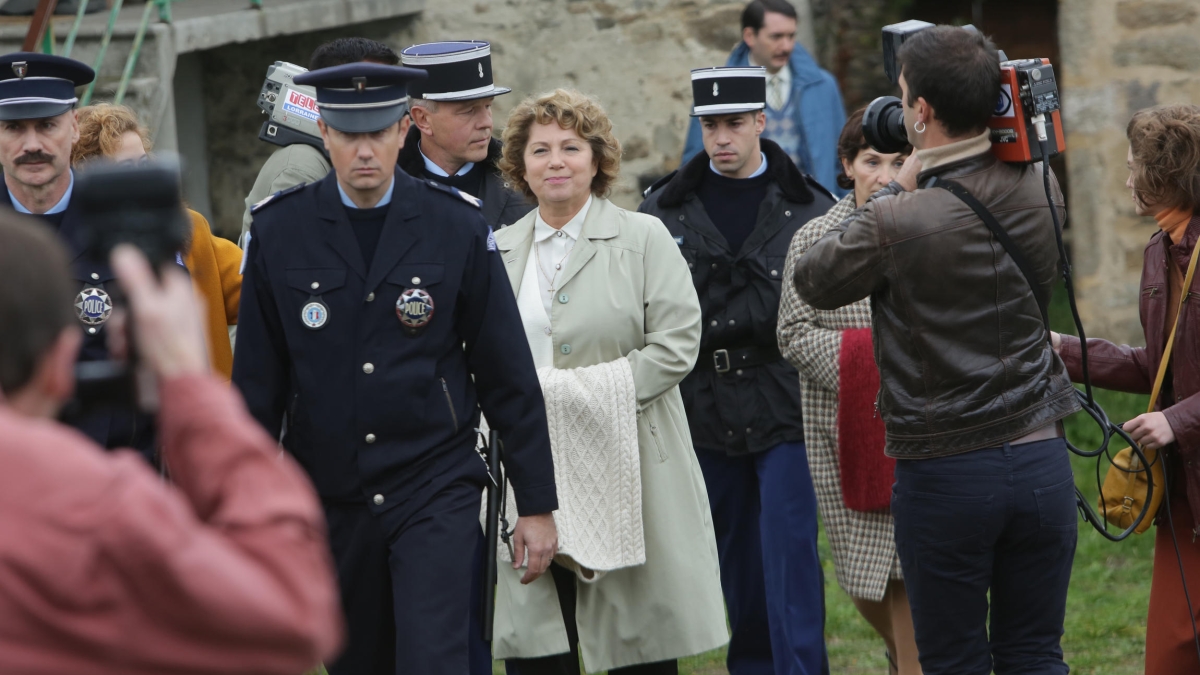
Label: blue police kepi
xmin=232 ymin=63 xmax=559 ymax=675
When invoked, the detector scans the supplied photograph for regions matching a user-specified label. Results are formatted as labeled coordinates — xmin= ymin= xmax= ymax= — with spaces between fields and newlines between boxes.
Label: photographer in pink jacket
xmin=0 ymin=212 xmax=342 ymax=673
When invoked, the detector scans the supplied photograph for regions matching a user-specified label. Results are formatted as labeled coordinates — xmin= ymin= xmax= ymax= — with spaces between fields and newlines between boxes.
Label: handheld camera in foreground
xmin=69 ymin=160 xmax=189 ymax=414
xmin=862 ymin=20 xmax=1066 ymax=164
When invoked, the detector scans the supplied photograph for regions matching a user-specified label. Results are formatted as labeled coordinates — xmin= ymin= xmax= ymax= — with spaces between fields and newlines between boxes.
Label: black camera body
xmin=69 ymin=161 xmax=189 ymax=415
xmin=863 ymin=21 xmax=1065 ymax=164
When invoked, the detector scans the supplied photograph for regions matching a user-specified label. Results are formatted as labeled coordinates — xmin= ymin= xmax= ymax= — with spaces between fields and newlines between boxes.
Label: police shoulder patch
xmin=250 ymin=183 xmax=306 ymax=214
xmin=425 ymin=179 xmax=482 ymax=210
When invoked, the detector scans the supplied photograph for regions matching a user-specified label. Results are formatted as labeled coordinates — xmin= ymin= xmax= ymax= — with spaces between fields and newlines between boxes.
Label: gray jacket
xmin=240 ymin=144 xmax=331 ymax=245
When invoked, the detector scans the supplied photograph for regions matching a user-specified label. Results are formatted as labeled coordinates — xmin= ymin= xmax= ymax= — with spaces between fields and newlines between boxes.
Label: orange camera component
xmin=988 ymin=58 xmax=1066 ymax=163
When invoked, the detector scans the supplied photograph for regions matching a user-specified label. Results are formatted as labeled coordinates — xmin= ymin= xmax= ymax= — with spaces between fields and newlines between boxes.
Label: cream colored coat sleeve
xmin=626 ymin=217 xmax=702 ymax=407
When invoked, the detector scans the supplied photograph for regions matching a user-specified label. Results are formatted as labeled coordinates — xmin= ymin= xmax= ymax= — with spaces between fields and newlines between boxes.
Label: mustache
xmin=15 ymin=151 xmax=54 ymax=165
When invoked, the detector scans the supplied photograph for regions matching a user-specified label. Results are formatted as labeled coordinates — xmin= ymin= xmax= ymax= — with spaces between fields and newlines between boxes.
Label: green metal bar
xmin=115 ymin=0 xmax=155 ymax=104
xmin=81 ymin=0 xmax=123 ymax=107
xmin=157 ymin=0 xmax=172 ymax=24
xmin=61 ymin=0 xmax=89 ymax=59
xmin=41 ymin=20 xmax=54 ymax=54
xmin=250 ymin=0 xmax=262 ymax=8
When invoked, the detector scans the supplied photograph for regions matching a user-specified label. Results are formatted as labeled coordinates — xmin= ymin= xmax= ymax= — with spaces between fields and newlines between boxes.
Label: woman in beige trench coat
xmin=490 ymin=89 xmax=728 ymax=674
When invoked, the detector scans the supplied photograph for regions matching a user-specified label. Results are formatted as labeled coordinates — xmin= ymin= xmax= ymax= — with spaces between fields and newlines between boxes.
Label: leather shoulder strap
xmin=929 ymin=176 xmax=1052 ymax=334
xmin=1149 ymin=235 xmax=1200 ymax=412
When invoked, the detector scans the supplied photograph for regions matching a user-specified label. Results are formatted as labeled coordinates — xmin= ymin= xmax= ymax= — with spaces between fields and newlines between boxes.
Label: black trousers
xmin=504 ymin=563 xmax=678 ymax=675
xmin=325 ymin=477 xmax=485 ymax=675
xmin=892 ymin=438 xmax=1077 ymax=675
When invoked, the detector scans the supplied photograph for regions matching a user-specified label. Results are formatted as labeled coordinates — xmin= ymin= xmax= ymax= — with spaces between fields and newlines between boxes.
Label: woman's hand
xmin=1124 ymin=412 xmax=1176 ymax=450
xmin=511 ymin=512 xmax=558 ymax=585
xmin=1050 ymin=331 xmax=1062 ymax=354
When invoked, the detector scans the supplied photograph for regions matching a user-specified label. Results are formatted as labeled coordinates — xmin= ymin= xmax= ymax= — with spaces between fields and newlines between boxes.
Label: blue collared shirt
xmin=8 ymin=169 xmax=73 ymax=214
xmin=337 ymin=177 xmax=395 ymax=209
xmin=420 ymin=145 xmax=474 ymax=178
xmin=710 ymin=152 xmax=768 ymax=179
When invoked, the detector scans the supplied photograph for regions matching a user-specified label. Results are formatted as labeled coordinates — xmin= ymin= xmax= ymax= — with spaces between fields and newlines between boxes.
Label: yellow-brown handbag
xmin=1098 ymin=236 xmax=1200 ymax=533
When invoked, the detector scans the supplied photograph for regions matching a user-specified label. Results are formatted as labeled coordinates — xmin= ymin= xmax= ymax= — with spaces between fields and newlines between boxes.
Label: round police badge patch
xmin=301 ymin=300 xmax=329 ymax=330
xmin=75 ymin=287 xmax=113 ymax=326
xmin=397 ymin=288 xmax=435 ymax=333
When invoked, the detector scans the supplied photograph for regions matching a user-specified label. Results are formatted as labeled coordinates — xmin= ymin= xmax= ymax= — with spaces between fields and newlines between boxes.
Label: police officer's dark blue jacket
xmin=234 ymin=168 xmax=558 ymax=518
xmin=638 ymin=139 xmax=835 ymax=456
xmin=0 ymin=180 xmax=157 ymax=459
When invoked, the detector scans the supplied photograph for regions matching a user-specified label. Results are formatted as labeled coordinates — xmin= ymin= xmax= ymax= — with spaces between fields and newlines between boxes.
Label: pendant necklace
xmin=534 ymin=237 xmax=571 ymax=294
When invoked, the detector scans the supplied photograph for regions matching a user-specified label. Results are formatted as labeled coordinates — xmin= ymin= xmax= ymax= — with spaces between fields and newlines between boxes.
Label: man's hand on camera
xmin=1125 ymin=412 xmax=1176 ymax=451
xmin=511 ymin=512 xmax=557 ymax=585
xmin=895 ymin=152 xmax=923 ymax=192
xmin=110 ymin=245 xmax=209 ymax=379
xmin=1050 ymin=331 xmax=1062 ymax=354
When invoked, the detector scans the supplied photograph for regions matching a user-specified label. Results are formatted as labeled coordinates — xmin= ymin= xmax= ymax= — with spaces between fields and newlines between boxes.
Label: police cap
xmin=0 ymin=52 xmax=94 ymax=121
xmin=293 ymin=62 xmax=427 ymax=134
xmin=401 ymin=41 xmax=511 ymax=102
xmin=690 ymin=66 xmax=767 ymax=118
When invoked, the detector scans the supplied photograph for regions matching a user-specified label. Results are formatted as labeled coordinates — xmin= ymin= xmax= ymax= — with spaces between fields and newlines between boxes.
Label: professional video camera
xmin=862 ymin=20 xmax=1066 ymax=164
xmin=256 ymin=61 xmax=325 ymax=152
xmin=69 ymin=160 xmax=189 ymax=415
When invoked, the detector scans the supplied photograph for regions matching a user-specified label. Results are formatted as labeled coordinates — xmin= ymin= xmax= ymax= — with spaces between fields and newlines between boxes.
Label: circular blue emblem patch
xmin=75 ymin=287 xmax=112 ymax=327
xmin=301 ymin=301 xmax=329 ymax=330
xmin=396 ymin=288 xmax=435 ymax=332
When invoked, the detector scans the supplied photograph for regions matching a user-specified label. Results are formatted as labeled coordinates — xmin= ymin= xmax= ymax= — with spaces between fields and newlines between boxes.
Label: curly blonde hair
xmin=71 ymin=103 xmax=151 ymax=167
xmin=1127 ymin=104 xmax=1200 ymax=211
xmin=499 ymin=89 xmax=621 ymax=201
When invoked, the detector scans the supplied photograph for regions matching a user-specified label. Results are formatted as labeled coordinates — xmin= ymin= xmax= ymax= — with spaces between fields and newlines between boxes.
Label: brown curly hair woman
xmin=1054 ymin=103 xmax=1200 ymax=675
xmin=73 ymin=104 xmax=243 ymax=381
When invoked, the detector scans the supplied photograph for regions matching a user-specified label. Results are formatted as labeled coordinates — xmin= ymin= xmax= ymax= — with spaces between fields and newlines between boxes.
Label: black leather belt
xmin=696 ymin=345 xmax=783 ymax=373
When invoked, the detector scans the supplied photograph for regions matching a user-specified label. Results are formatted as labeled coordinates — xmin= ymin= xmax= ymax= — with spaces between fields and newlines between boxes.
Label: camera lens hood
xmin=863 ymin=96 xmax=910 ymax=154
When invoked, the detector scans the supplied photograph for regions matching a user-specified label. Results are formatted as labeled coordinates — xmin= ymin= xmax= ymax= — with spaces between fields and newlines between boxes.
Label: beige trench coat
xmin=492 ymin=197 xmax=728 ymax=672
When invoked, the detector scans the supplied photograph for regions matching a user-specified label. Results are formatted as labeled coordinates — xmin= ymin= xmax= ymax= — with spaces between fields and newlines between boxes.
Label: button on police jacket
xmin=233 ymin=171 xmax=558 ymax=518
xmin=638 ymin=139 xmax=835 ymax=456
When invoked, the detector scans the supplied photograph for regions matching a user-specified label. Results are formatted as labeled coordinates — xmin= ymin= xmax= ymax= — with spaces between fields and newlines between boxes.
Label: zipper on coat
xmin=440 ymin=378 xmax=459 ymax=433
xmin=1144 ymin=286 xmax=1159 ymax=298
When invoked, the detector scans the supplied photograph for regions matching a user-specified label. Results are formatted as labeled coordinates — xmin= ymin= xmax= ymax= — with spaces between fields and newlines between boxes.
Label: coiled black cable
xmin=1037 ymin=137 xmax=1156 ymax=542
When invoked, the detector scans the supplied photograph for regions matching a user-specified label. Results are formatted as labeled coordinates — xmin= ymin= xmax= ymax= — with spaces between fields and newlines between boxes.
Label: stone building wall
xmin=1059 ymin=0 xmax=1200 ymax=346
xmin=198 ymin=16 xmax=418 ymax=238
xmin=408 ymin=0 xmax=812 ymax=208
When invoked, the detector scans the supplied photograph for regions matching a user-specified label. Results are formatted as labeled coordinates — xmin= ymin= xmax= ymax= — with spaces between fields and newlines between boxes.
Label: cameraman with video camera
xmin=793 ymin=26 xmax=1079 ymax=674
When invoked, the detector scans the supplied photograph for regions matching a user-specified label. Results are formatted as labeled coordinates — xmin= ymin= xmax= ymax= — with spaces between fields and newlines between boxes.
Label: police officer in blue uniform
xmin=0 ymin=52 xmax=156 ymax=461
xmin=233 ymin=62 xmax=560 ymax=675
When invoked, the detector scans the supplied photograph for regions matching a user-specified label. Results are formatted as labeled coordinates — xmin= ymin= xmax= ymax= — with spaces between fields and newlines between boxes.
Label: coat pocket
xmin=637 ymin=409 xmax=668 ymax=463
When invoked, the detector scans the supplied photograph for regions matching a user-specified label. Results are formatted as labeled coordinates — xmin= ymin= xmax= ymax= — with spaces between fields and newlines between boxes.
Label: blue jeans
xmin=892 ymin=438 xmax=1077 ymax=675
xmin=696 ymin=442 xmax=828 ymax=675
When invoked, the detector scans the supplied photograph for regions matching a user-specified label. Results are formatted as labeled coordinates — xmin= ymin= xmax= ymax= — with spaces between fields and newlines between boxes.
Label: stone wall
xmin=1059 ymin=0 xmax=1200 ymax=346
xmin=197 ymin=17 xmax=418 ymax=238
xmin=408 ymin=0 xmax=813 ymax=208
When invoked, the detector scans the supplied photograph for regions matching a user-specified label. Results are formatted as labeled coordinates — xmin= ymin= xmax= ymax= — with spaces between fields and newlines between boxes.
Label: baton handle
xmin=481 ymin=430 xmax=501 ymax=642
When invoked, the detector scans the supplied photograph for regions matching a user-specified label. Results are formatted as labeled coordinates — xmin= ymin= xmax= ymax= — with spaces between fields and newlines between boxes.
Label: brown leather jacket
xmin=794 ymin=133 xmax=1079 ymax=459
xmin=1060 ymin=215 xmax=1200 ymax=535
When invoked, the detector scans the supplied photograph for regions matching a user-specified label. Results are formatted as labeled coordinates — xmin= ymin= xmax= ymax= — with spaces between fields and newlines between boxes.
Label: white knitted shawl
xmin=490 ymin=358 xmax=645 ymax=580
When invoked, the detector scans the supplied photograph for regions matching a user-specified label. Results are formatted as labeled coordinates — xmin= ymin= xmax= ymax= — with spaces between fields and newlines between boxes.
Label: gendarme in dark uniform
xmin=0 ymin=52 xmax=156 ymax=460
xmin=639 ymin=67 xmax=835 ymax=675
xmin=397 ymin=41 xmax=532 ymax=229
xmin=232 ymin=62 xmax=558 ymax=675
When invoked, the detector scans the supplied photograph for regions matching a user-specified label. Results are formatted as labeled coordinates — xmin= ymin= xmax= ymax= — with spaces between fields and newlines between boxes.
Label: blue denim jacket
xmin=683 ymin=41 xmax=848 ymax=197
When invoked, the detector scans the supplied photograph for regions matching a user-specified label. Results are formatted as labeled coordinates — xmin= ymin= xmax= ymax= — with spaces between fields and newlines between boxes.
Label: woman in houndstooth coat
xmin=777 ymin=109 xmax=921 ymax=675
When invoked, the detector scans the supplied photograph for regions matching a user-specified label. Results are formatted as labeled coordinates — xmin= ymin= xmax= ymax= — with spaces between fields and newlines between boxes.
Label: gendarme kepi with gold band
xmin=689 ymin=66 xmax=767 ymax=117
xmin=400 ymin=41 xmax=512 ymax=102
xmin=0 ymin=52 xmax=94 ymax=121
xmin=292 ymin=61 xmax=427 ymax=134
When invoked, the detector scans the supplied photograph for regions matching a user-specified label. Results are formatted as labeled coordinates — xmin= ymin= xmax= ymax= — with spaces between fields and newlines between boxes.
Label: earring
xmin=914 ymin=121 xmax=926 ymax=134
